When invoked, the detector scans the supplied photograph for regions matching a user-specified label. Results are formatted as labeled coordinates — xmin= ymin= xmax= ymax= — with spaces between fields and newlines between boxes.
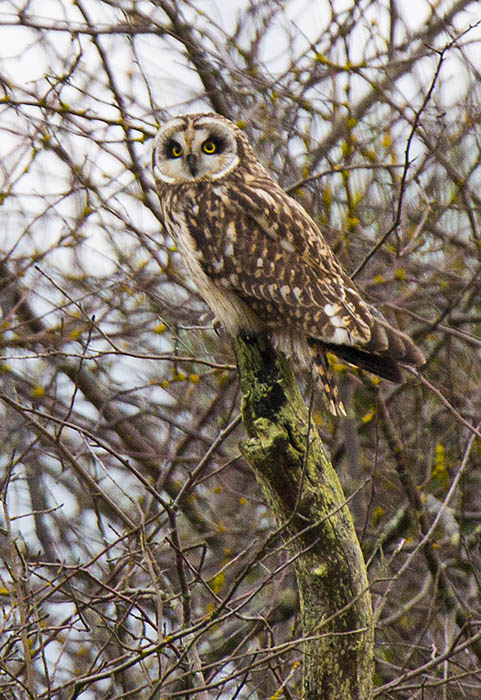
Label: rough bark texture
xmin=233 ymin=334 xmax=374 ymax=700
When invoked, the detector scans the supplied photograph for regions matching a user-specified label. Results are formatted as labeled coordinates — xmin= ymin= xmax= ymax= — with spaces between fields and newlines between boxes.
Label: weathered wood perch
xmin=233 ymin=333 xmax=374 ymax=700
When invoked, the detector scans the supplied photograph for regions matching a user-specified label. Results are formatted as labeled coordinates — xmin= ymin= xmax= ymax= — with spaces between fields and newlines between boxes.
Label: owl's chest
xmin=162 ymin=186 xmax=234 ymax=275
xmin=159 ymin=186 xmax=263 ymax=335
xmin=161 ymin=188 xmax=220 ymax=289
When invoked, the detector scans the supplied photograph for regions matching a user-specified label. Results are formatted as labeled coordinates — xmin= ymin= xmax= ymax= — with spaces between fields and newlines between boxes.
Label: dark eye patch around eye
xmin=206 ymin=136 xmax=225 ymax=154
xmin=165 ymin=139 xmax=182 ymax=158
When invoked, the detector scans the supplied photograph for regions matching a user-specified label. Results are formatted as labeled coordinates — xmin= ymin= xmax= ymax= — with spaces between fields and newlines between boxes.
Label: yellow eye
xmin=202 ymin=140 xmax=217 ymax=154
xmin=170 ymin=142 xmax=183 ymax=158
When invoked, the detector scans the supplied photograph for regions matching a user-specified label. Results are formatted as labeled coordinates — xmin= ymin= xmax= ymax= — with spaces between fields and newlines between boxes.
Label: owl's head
xmin=152 ymin=113 xmax=245 ymax=185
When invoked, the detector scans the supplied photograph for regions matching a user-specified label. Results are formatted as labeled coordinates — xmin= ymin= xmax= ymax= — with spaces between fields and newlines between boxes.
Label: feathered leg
xmin=310 ymin=345 xmax=346 ymax=417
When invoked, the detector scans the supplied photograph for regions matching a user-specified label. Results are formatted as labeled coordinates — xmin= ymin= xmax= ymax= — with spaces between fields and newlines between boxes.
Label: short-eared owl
xmin=153 ymin=112 xmax=424 ymax=415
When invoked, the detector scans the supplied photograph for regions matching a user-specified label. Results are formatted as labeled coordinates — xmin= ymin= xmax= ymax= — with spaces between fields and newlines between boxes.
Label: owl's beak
xmin=186 ymin=153 xmax=198 ymax=177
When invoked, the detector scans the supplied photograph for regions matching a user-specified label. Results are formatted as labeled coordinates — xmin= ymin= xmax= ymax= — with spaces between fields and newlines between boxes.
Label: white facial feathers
xmin=153 ymin=114 xmax=240 ymax=184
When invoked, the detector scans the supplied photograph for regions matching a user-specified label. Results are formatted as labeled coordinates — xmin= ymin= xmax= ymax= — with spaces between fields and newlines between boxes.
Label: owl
xmin=152 ymin=112 xmax=424 ymax=415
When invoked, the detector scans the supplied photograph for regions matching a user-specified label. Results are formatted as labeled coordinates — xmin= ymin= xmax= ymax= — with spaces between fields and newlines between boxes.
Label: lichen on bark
xmin=233 ymin=333 xmax=374 ymax=700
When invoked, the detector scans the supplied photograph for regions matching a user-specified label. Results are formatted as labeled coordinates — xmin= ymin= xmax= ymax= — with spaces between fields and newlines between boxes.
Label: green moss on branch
xmin=233 ymin=333 xmax=374 ymax=700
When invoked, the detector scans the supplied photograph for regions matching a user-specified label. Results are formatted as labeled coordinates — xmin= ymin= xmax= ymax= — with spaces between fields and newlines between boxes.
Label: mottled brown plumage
xmin=153 ymin=113 xmax=424 ymax=415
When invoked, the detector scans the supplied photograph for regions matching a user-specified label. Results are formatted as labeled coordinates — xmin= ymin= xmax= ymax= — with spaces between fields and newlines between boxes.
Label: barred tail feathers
xmin=361 ymin=318 xmax=425 ymax=368
xmin=308 ymin=318 xmax=423 ymax=415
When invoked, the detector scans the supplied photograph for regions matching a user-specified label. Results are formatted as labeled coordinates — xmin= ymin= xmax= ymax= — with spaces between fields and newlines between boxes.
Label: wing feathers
xmin=321 ymin=342 xmax=403 ymax=382
xmin=217 ymin=181 xmax=373 ymax=345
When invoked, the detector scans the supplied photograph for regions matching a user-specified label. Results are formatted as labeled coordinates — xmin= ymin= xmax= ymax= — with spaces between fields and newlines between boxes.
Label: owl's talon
xmin=213 ymin=319 xmax=222 ymax=336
